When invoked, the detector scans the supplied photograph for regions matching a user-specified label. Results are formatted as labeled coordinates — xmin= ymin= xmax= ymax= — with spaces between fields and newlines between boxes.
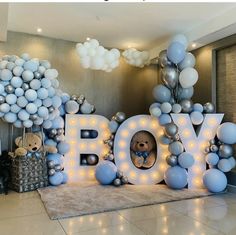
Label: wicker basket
xmin=10 ymin=152 xmax=48 ymax=193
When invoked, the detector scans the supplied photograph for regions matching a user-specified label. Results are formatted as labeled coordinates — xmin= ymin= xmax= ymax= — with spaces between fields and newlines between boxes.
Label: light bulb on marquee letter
xmin=64 ymin=114 xmax=111 ymax=182
xmin=171 ymin=114 xmax=224 ymax=189
xmin=114 ymin=115 xmax=169 ymax=185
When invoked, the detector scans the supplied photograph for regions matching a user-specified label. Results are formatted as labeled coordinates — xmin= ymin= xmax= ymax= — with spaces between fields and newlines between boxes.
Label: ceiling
xmin=1 ymin=3 xmax=236 ymax=57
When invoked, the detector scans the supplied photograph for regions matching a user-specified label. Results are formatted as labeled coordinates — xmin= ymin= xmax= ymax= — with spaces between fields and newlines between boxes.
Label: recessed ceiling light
xmin=191 ymin=43 xmax=197 ymax=48
xmin=86 ymin=37 xmax=90 ymax=41
xmin=37 ymin=28 xmax=42 ymax=33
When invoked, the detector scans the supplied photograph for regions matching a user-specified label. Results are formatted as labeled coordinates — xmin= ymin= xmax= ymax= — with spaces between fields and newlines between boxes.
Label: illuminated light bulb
xmin=79 ymin=217 xmax=84 ymax=223
xmin=119 ymin=225 xmax=124 ymax=231
xmin=160 ymin=205 xmax=166 ymax=212
xmin=69 ymin=119 xmax=77 ymax=125
xmin=70 ymin=140 xmax=76 ymax=145
xmin=150 ymin=120 xmax=158 ymax=128
xmin=141 ymin=174 xmax=147 ymax=182
xmin=208 ymin=118 xmax=217 ymax=126
xmin=69 ymin=160 xmax=76 ymax=167
xmin=200 ymin=142 xmax=208 ymax=151
xmin=98 ymin=220 xmax=102 ymax=226
xmin=89 ymin=216 xmax=94 ymax=222
xmin=102 ymin=228 xmax=107 ymax=234
xmin=140 ymin=118 xmax=147 ymax=127
xmin=79 ymin=170 xmax=85 ymax=177
xmin=69 ymin=150 xmax=75 ymax=156
xmin=130 ymin=171 xmax=136 ymax=178
xmin=121 ymin=130 xmax=129 ymax=138
xmin=79 ymin=143 xmax=86 ymax=150
xmin=121 ymin=163 xmax=129 ymax=171
xmin=157 ymin=129 xmax=164 ymax=136
xmin=162 ymin=216 xmax=167 ymax=222
xmin=128 ymin=122 xmax=136 ymax=129
xmin=37 ymin=28 xmax=42 ymax=33
xmin=203 ymin=130 xmax=212 ymax=139
xmin=69 ymin=130 xmax=77 ymax=137
xmin=102 ymin=131 xmax=110 ymax=139
xmin=89 ymin=170 xmax=95 ymax=177
xmin=188 ymin=141 xmax=196 ymax=149
xmin=102 ymin=148 xmax=110 ymax=155
xmin=68 ymin=171 xmax=75 ymax=178
xmin=151 ymin=172 xmax=159 ymax=179
xmin=119 ymin=140 xmax=127 ymax=148
xmin=182 ymin=129 xmax=191 ymax=138
xmin=89 ymin=143 xmax=96 ymax=150
xmin=193 ymin=178 xmax=202 ymax=187
xmin=79 ymin=118 xmax=87 ymax=126
xmin=178 ymin=117 xmax=187 ymax=125
xmin=159 ymin=163 xmax=167 ymax=171
xmin=118 ymin=151 xmax=126 ymax=159
xmin=162 ymin=228 xmax=168 ymax=234
xmin=100 ymin=122 xmax=108 ymax=129
xmin=90 ymin=118 xmax=97 ymax=126
xmin=193 ymin=166 xmax=201 ymax=174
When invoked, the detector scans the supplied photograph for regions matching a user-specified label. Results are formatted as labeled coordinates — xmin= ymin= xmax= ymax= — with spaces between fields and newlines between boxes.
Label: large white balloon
xmin=179 ymin=68 xmax=198 ymax=88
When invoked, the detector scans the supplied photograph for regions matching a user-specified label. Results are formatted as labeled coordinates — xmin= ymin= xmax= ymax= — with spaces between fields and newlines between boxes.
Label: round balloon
xmin=217 ymin=122 xmax=236 ymax=145
xmin=205 ymin=153 xmax=219 ymax=166
xmin=178 ymin=152 xmax=194 ymax=168
xmin=179 ymin=68 xmax=198 ymax=88
xmin=152 ymin=85 xmax=171 ymax=103
xmin=167 ymin=42 xmax=185 ymax=64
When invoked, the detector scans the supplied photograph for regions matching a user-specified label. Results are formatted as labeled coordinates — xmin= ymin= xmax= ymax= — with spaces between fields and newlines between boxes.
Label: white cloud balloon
xmin=122 ymin=48 xmax=150 ymax=68
xmin=76 ymin=39 xmax=120 ymax=72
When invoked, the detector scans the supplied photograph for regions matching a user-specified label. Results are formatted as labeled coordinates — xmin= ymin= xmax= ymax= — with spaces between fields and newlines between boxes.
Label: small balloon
xmin=158 ymin=50 xmax=172 ymax=68
xmin=180 ymin=99 xmax=193 ymax=113
xmin=161 ymin=66 xmax=178 ymax=89
xmin=164 ymin=123 xmax=178 ymax=137
xmin=5 ymin=84 xmax=14 ymax=94
xmin=203 ymin=102 xmax=215 ymax=113
xmin=218 ymin=144 xmax=233 ymax=158
xmin=113 ymin=178 xmax=122 ymax=187
xmin=87 ymin=154 xmax=98 ymax=165
xmin=166 ymin=155 xmax=178 ymax=166
xmin=115 ymin=112 xmax=126 ymax=123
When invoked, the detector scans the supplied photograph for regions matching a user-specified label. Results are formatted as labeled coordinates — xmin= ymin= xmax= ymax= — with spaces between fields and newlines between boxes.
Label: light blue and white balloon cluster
xmin=203 ymin=122 xmax=236 ymax=192
xmin=76 ymin=39 xmax=120 ymax=72
xmin=0 ymin=53 xmax=62 ymax=129
xmin=122 ymin=48 xmax=150 ymax=68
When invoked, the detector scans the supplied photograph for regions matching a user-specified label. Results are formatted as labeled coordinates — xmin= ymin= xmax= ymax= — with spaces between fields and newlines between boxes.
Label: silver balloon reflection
xmin=49 ymin=106 xmax=55 ymax=113
xmin=55 ymin=164 xmax=61 ymax=171
xmin=57 ymin=128 xmax=64 ymax=136
xmin=203 ymin=102 xmax=215 ymax=113
xmin=48 ymin=160 xmax=55 ymax=169
xmin=50 ymin=129 xmax=57 ymax=136
xmin=166 ymin=155 xmax=178 ymax=166
xmin=48 ymin=169 xmax=56 ymax=176
xmin=115 ymin=112 xmax=126 ymax=123
xmin=121 ymin=176 xmax=129 ymax=184
xmin=113 ymin=178 xmax=122 ymax=187
xmin=164 ymin=123 xmax=178 ymax=137
xmin=161 ymin=66 xmax=178 ymax=89
xmin=81 ymin=158 xmax=87 ymax=165
xmin=22 ymin=83 xmax=29 ymax=91
xmin=5 ymin=84 xmax=14 ymax=94
xmin=71 ymin=95 xmax=77 ymax=101
xmin=81 ymin=130 xmax=90 ymax=138
xmin=87 ymin=154 xmax=98 ymax=165
xmin=180 ymin=99 xmax=193 ymax=113
xmin=210 ymin=145 xmax=218 ymax=153
xmin=159 ymin=50 xmax=172 ymax=68
xmin=34 ymin=71 xmax=42 ymax=79
xmin=0 ymin=96 xmax=5 ymax=104
xmin=116 ymin=170 xmax=124 ymax=179
xmin=219 ymin=144 xmax=233 ymax=158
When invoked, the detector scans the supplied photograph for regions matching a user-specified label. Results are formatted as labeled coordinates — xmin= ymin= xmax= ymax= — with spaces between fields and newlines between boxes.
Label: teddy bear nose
xmin=139 ymin=143 xmax=144 ymax=147
xmin=32 ymin=147 xmax=37 ymax=151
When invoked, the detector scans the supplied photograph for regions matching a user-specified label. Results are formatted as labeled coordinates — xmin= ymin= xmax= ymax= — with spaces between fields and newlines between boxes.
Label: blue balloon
xmin=18 ymin=110 xmax=30 ymax=121
xmin=109 ymin=120 xmax=119 ymax=133
xmin=11 ymin=76 xmax=23 ymax=88
xmin=15 ymin=87 xmax=24 ymax=97
xmin=23 ymin=119 xmax=33 ymax=128
xmin=43 ymin=120 xmax=52 ymax=129
xmin=57 ymin=141 xmax=70 ymax=155
xmin=178 ymin=152 xmax=194 ymax=168
xmin=159 ymin=135 xmax=172 ymax=145
xmin=168 ymin=141 xmax=184 ymax=155
xmin=17 ymin=96 xmax=28 ymax=108
xmin=61 ymin=93 xmax=70 ymax=104
xmin=11 ymin=104 xmax=21 ymax=113
xmin=52 ymin=95 xmax=62 ymax=108
xmin=61 ymin=172 xmax=68 ymax=184
xmin=47 ymin=87 xmax=56 ymax=97
xmin=95 ymin=161 xmax=117 ymax=185
xmin=164 ymin=166 xmax=188 ymax=189
xmin=206 ymin=153 xmax=219 ymax=166
xmin=26 ymin=103 xmax=37 ymax=114
xmin=153 ymin=85 xmax=171 ymax=103
xmin=65 ymin=100 xmax=79 ymax=114
xmin=178 ymin=87 xmax=194 ymax=100
xmin=30 ymin=79 xmax=41 ymax=90
xmin=193 ymin=103 xmax=203 ymax=113
xmin=25 ymin=89 xmax=37 ymax=101
xmin=203 ymin=169 xmax=227 ymax=193
xmin=37 ymin=88 xmax=48 ymax=100
xmin=159 ymin=114 xmax=172 ymax=126
xmin=6 ymin=94 xmax=17 ymax=105
xmin=23 ymin=60 xmax=38 ymax=72
xmin=4 ymin=112 xmax=17 ymax=123
xmin=38 ymin=106 xmax=49 ymax=118
xmin=1 ymin=69 xmax=13 ymax=81
xmin=43 ymin=97 xmax=52 ymax=107
xmin=190 ymin=111 xmax=204 ymax=125
xmin=217 ymin=159 xmax=232 ymax=173
xmin=59 ymin=105 xmax=65 ymax=116
xmin=45 ymin=139 xmax=57 ymax=147
xmin=41 ymin=78 xmax=51 ymax=88
xmin=167 ymin=42 xmax=185 ymax=64
xmin=49 ymin=172 xmax=63 ymax=186
xmin=47 ymin=153 xmax=63 ymax=165
xmin=217 ymin=122 xmax=236 ymax=144
xmin=90 ymin=130 xmax=98 ymax=138
xmin=51 ymin=116 xmax=64 ymax=129
xmin=0 ymin=84 xmax=4 ymax=93
xmin=34 ymin=98 xmax=43 ymax=107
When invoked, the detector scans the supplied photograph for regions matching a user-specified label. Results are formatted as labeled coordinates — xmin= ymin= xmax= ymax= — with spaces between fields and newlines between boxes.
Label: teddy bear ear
xmin=15 ymin=136 xmax=22 ymax=146
xmin=34 ymin=132 xmax=43 ymax=139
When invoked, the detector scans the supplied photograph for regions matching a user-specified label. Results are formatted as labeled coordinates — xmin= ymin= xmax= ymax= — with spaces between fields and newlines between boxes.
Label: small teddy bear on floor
xmin=130 ymin=131 xmax=156 ymax=169
xmin=14 ymin=132 xmax=57 ymax=157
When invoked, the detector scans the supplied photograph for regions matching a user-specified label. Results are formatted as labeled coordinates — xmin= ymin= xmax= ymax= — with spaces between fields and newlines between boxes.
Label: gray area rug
xmin=38 ymin=182 xmax=213 ymax=220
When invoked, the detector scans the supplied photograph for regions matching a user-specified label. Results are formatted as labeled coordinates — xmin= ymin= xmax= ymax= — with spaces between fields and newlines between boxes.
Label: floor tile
xmin=0 ymin=195 xmax=45 ymax=220
xmin=132 ymin=213 xmax=223 ymax=235
xmin=0 ymin=190 xmax=39 ymax=201
xmin=0 ymin=213 xmax=66 ymax=235
xmin=59 ymin=212 xmax=128 ymax=234
xmin=209 ymin=193 xmax=236 ymax=205
xmin=71 ymin=223 xmax=146 ymax=235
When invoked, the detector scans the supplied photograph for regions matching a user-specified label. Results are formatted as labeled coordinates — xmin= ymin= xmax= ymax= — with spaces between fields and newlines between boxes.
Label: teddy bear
xmin=14 ymin=132 xmax=57 ymax=157
xmin=130 ymin=131 xmax=156 ymax=169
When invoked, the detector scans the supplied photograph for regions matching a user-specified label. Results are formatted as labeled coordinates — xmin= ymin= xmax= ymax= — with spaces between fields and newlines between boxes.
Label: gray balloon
xmin=159 ymin=50 xmax=172 ymax=68
xmin=219 ymin=144 xmax=233 ymax=158
xmin=50 ymin=129 xmax=57 ymax=136
xmin=113 ymin=178 xmax=122 ymax=187
xmin=107 ymin=140 xmax=114 ymax=147
xmin=57 ymin=128 xmax=64 ymax=135
xmin=48 ymin=160 xmax=55 ymax=169
xmin=210 ymin=145 xmax=218 ymax=153
xmin=48 ymin=169 xmax=55 ymax=176
xmin=209 ymin=139 xmax=215 ymax=145
xmin=164 ymin=123 xmax=178 ymax=137
xmin=203 ymin=102 xmax=215 ymax=113
xmin=107 ymin=154 xmax=114 ymax=161
xmin=180 ymin=99 xmax=193 ymax=113
xmin=178 ymin=87 xmax=194 ymax=100
xmin=178 ymin=52 xmax=196 ymax=71
xmin=153 ymin=85 xmax=171 ymax=103
xmin=81 ymin=130 xmax=90 ymax=138
xmin=49 ymin=106 xmax=55 ymax=113
xmin=71 ymin=95 xmax=77 ymax=101
xmin=121 ymin=176 xmax=129 ymax=184
xmin=5 ymin=84 xmax=14 ymax=94
xmin=0 ymin=96 xmax=5 ymax=104
xmin=22 ymin=83 xmax=29 ymax=91
xmin=55 ymin=164 xmax=61 ymax=171
xmin=115 ymin=112 xmax=126 ymax=123
xmin=159 ymin=135 xmax=172 ymax=145
xmin=30 ymin=114 xmax=38 ymax=121
xmin=87 ymin=154 xmax=98 ymax=165
xmin=54 ymin=135 xmax=61 ymax=142
xmin=166 ymin=155 xmax=178 ymax=166
xmin=204 ymin=146 xmax=210 ymax=153
xmin=161 ymin=66 xmax=178 ymax=89
xmin=34 ymin=71 xmax=42 ymax=79
xmin=117 ymin=170 xmax=124 ymax=179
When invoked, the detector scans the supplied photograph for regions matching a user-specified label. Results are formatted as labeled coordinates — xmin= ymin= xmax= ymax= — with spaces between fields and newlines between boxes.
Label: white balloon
xmin=77 ymin=45 xmax=87 ymax=58
xmin=96 ymin=46 xmax=105 ymax=56
xmin=89 ymin=39 xmax=99 ymax=48
xmin=111 ymin=48 xmax=120 ymax=58
xmin=179 ymin=68 xmax=198 ymax=88
xmin=88 ymin=48 xmax=96 ymax=57
xmin=105 ymin=51 xmax=115 ymax=63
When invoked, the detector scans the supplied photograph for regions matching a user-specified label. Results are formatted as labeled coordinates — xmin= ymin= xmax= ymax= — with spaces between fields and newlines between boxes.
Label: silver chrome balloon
xmin=180 ymin=99 xmax=193 ymax=113
xmin=22 ymin=83 xmax=29 ymax=91
xmin=219 ymin=144 xmax=233 ymax=158
xmin=87 ymin=154 xmax=98 ymax=165
xmin=210 ymin=145 xmax=218 ymax=153
xmin=107 ymin=140 xmax=114 ymax=147
xmin=203 ymin=102 xmax=215 ymax=113
xmin=48 ymin=169 xmax=56 ymax=176
xmin=57 ymin=128 xmax=64 ymax=135
xmin=115 ymin=112 xmax=126 ymax=123
xmin=116 ymin=170 xmax=124 ymax=179
xmin=30 ymin=114 xmax=38 ymax=121
xmin=34 ymin=71 xmax=42 ymax=79
xmin=121 ymin=176 xmax=129 ymax=184
xmin=161 ymin=66 xmax=178 ymax=89
xmin=204 ymin=146 xmax=210 ymax=153
xmin=166 ymin=155 xmax=178 ymax=166
xmin=81 ymin=158 xmax=87 ymax=165
xmin=48 ymin=160 xmax=55 ymax=169
xmin=50 ymin=129 xmax=57 ymax=136
xmin=159 ymin=50 xmax=172 ymax=68
xmin=113 ymin=178 xmax=122 ymax=187
xmin=164 ymin=123 xmax=178 ymax=137
xmin=0 ymin=96 xmax=5 ymax=104
xmin=107 ymin=154 xmax=114 ymax=161
xmin=5 ymin=84 xmax=14 ymax=94
xmin=71 ymin=95 xmax=77 ymax=101
xmin=49 ymin=106 xmax=55 ymax=113
xmin=54 ymin=164 xmax=62 ymax=171
xmin=209 ymin=139 xmax=215 ymax=145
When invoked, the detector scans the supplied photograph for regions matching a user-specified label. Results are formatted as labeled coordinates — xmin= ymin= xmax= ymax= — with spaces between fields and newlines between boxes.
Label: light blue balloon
xmin=47 ymin=87 xmax=56 ymax=97
xmin=178 ymin=87 xmax=194 ymax=100
xmin=13 ymin=119 xmax=23 ymax=128
xmin=23 ymin=60 xmax=38 ymax=72
xmin=109 ymin=120 xmax=119 ymax=133
xmin=37 ymin=87 xmax=48 ymax=100
xmin=178 ymin=152 xmax=194 ymax=168
xmin=18 ymin=110 xmax=30 ymax=121
xmin=30 ymin=79 xmax=41 ymax=90
xmin=11 ymin=104 xmax=21 ymax=113
xmin=17 ymin=96 xmax=28 ymax=108
xmin=34 ymin=98 xmax=43 ymax=108
xmin=45 ymin=139 xmax=57 ymax=147
xmin=0 ymin=84 xmax=4 ymax=93
xmin=150 ymin=106 xmax=162 ymax=117
xmin=11 ymin=76 xmax=23 ymax=88
xmin=41 ymin=78 xmax=51 ymax=88
xmin=228 ymin=157 xmax=236 ymax=169
xmin=167 ymin=42 xmax=185 ymax=64
xmin=15 ymin=58 xmax=25 ymax=66
xmin=61 ymin=172 xmax=68 ymax=184
xmin=52 ymin=95 xmax=62 ymax=108
xmin=43 ymin=97 xmax=53 ymax=107
xmin=34 ymin=117 xmax=44 ymax=126
xmin=61 ymin=93 xmax=70 ymax=104
xmin=217 ymin=159 xmax=232 ymax=173
xmin=25 ymin=89 xmax=37 ymax=101
xmin=21 ymin=53 xmax=30 ymax=61
xmin=159 ymin=114 xmax=171 ymax=126
xmin=164 ymin=166 xmax=188 ymax=189
xmin=190 ymin=111 xmax=204 ymax=125
xmin=4 ymin=112 xmax=17 ymax=123
xmin=26 ymin=103 xmax=37 ymax=114
xmin=203 ymin=169 xmax=227 ymax=193
xmin=40 ymin=60 xmax=51 ymax=69
xmin=22 ymin=70 xmax=34 ymax=82
xmin=178 ymin=52 xmax=196 ymax=71
xmin=206 ymin=153 xmax=219 ymax=166
xmin=59 ymin=105 xmax=65 ymax=116
xmin=153 ymin=85 xmax=171 ymax=103
xmin=43 ymin=120 xmax=52 ymax=129
xmin=51 ymin=116 xmax=64 ymax=129
xmin=0 ymin=69 xmax=13 ymax=81
xmin=6 ymin=62 xmax=16 ymax=71
xmin=23 ymin=120 xmax=33 ymax=128
xmin=160 ymin=102 xmax=172 ymax=114
xmin=38 ymin=106 xmax=49 ymax=118
xmin=172 ymin=104 xmax=182 ymax=113
xmin=217 ymin=122 xmax=236 ymax=144
xmin=80 ymin=101 xmax=93 ymax=114
xmin=65 ymin=100 xmax=79 ymax=114
xmin=168 ymin=141 xmax=184 ymax=155
xmin=159 ymin=134 xmax=172 ymax=145
xmin=15 ymin=88 xmax=24 ymax=97
xmin=49 ymin=172 xmax=63 ymax=186
xmin=0 ymin=112 xmax=4 ymax=118
xmin=193 ymin=103 xmax=203 ymax=113
xmin=95 ymin=161 xmax=117 ymax=185
xmin=0 ymin=103 xmax=10 ymax=113
xmin=47 ymin=153 xmax=63 ymax=165
xmin=13 ymin=66 xmax=24 ymax=77
xmin=6 ymin=94 xmax=17 ymax=105
xmin=57 ymin=141 xmax=70 ymax=155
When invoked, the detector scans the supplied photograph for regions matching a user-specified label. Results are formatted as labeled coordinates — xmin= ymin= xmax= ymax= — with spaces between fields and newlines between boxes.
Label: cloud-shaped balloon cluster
xmin=0 ymin=53 xmax=62 ymax=129
xmin=122 ymin=48 xmax=150 ymax=68
xmin=76 ymin=39 xmax=120 ymax=72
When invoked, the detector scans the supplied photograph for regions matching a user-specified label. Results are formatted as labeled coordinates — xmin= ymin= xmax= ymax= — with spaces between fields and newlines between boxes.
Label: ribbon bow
xmin=134 ymin=151 xmax=150 ymax=163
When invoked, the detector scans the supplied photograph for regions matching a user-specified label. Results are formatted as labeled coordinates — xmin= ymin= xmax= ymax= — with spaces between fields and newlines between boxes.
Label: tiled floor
xmin=0 ymin=191 xmax=236 ymax=235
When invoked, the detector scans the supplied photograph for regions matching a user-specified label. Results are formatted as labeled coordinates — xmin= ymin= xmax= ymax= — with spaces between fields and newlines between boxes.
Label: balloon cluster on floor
xmin=95 ymin=112 xmax=129 ymax=186
xmin=149 ymin=34 xmax=236 ymax=192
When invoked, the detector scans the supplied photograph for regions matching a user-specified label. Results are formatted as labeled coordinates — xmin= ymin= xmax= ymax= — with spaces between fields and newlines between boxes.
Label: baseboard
xmin=227 ymin=184 xmax=236 ymax=193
